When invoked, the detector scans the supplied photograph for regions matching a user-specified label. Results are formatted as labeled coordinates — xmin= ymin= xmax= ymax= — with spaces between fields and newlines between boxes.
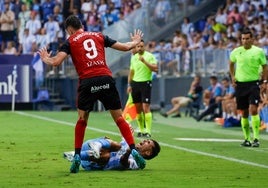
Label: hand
xmin=139 ymin=55 xmax=145 ymax=63
xmin=37 ymin=47 xmax=52 ymax=64
xmin=127 ymin=86 xmax=132 ymax=94
xmin=231 ymin=77 xmax=237 ymax=88
xmin=130 ymin=29 xmax=144 ymax=44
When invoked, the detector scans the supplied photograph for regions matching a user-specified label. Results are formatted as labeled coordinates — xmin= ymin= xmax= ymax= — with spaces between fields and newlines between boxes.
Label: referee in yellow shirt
xmin=127 ymin=40 xmax=158 ymax=138
xmin=229 ymin=28 xmax=268 ymax=147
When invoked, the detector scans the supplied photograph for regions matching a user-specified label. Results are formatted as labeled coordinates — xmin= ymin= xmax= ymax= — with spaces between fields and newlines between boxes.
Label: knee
xmin=171 ymin=98 xmax=178 ymax=104
xmin=78 ymin=111 xmax=89 ymax=122
xmin=79 ymin=115 xmax=88 ymax=121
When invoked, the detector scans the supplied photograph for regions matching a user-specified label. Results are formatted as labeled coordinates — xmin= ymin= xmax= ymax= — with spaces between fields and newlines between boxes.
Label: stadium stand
xmin=3 ymin=0 xmax=267 ymax=114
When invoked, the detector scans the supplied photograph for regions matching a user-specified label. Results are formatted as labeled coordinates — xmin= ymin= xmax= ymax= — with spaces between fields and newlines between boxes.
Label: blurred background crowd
xmin=1 ymin=0 xmax=268 ymax=78
xmin=1 ymin=0 xmax=268 ymax=125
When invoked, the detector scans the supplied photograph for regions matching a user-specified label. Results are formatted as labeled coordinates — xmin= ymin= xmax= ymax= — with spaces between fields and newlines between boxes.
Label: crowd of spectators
xmin=143 ymin=0 xmax=268 ymax=77
xmin=0 ymin=0 xmax=144 ymax=55
xmin=1 ymin=0 xmax=268 ymax=76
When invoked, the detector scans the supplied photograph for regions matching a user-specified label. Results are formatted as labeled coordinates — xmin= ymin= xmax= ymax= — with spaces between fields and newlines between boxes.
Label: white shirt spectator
xmin=98 ymin=0 xmax=108 ymax=16
xmin=25 ymin=17 xmax=41 ymax=36
xmin=81 ymin=0 xmax=97 ymax=21
xmin=181 ymin=17 xmax=195 ymax=37
xmin=19 ymin=29 xmax=36 ymax=54
xmin=261 ymin=0 xmax=267 ymax=6
xmin=36 ymin=28 xmax=50 ymax=48
xmin=17 ymin=4 xmax=30 ymax=39
xmin=154 ymin=0 xmax=171 ymax=21
xmin=237 ymin=0 xmax=249 ymax=13
xmin=188 ymin=35 xmax=203 ymax=50
xmin=111 ymin=0 xmax=122 ymax=9
xmin=43 ymin=16 xmax=60 ymax=43
xmin=215 ymin=7 xmax=227 ymax=25
xmin=251 ymin=0 xmax=262 ymax=9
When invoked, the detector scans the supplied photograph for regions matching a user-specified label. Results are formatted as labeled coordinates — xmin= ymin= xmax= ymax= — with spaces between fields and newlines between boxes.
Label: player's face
xmin=241 ymin=33 xmax=253 ymax=49
xmin=136 ymin=41 xmax=145 ymax=54
xmin=136 ymin=139 xmax=155 ymax=156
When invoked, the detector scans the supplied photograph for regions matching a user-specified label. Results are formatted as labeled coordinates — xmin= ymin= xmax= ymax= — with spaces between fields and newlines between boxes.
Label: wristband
xmin=127 ymin=83 xmax=131 ymax=87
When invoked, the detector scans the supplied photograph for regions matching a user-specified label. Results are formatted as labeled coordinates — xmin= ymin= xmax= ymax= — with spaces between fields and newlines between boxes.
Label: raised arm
xmin=111 ymin=29 xmax=144 ymax=51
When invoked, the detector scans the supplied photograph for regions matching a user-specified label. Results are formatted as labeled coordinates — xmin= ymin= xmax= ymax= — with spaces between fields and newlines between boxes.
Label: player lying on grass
xmin=64 ymin=137 xmax=161 ymax=170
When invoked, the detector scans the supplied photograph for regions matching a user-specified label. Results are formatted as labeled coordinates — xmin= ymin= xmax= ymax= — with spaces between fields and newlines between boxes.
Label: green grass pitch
xmin=1 ymin=110 xmax=268 ymax=188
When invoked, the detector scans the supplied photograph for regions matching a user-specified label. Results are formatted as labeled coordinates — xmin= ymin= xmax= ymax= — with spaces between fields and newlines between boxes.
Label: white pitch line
xmin=15 ymin=111 xmax=268 ymax=169
xmin=159 ymin=142 xmax=268 ymax=169
xmin=174 ymin=138 xmax=242 ymax=142
xmin=15 ymin=111 xmax=120 ymax=136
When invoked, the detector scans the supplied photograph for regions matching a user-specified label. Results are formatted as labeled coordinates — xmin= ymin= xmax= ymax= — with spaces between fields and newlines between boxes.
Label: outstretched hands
xmin=130 ymin=29 xmax=144 ymax=44
xmin=37 ymin=47 xmax=52 ymax=64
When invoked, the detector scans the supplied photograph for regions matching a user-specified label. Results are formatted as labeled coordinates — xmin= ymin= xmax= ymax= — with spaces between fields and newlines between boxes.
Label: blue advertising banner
xmin=0 ymin=54 xmax=33 ymax=65
xmin=0 ymin=64 xmax=32 ymax=103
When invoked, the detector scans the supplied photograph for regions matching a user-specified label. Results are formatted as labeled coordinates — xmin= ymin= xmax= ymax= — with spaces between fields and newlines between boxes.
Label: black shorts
xmin=77 ymin=76 xmax=122 ymax=112
xmin=131 ymin=81 xmax=152 ymax=104
xmin=235 ymin=81 xmax=260 ymax=110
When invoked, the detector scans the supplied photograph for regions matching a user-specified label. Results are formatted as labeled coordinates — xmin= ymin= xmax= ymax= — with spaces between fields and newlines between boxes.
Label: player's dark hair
xmin=65 ymin=15 xmax=82 ymax=30
xmin=145 ymin=139 xmax=161 ymax=160
xmin=241 ymin=27 xmax=253 ymax=38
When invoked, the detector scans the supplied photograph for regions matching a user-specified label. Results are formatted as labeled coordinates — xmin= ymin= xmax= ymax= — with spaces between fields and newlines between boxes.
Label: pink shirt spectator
xmin=227 ymin=6 xmax=243 ymax=25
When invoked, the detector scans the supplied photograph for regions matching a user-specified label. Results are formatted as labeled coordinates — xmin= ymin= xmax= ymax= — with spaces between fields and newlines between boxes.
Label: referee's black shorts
xmin=235 ymin=80 xmax=260 ymax=110
xmin=77 ymin=76 xmax=122 ymax=112
xmin=131 ymin=81 xmax=152 ymax=104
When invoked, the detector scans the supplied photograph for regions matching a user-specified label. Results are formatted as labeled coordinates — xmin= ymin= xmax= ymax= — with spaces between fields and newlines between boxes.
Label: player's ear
xmin=145 ymin=150 xmax=152 ymax=157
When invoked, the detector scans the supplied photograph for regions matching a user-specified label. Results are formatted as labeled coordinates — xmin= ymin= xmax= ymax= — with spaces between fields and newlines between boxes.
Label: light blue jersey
xmin=104 ymin=140 xmax=139 ymax=170
xmin=207 ymin=83 xmax=223 ymax=98
xmin=224 ymin=85 xmax=235 ymax=96
xmin=80 ymin=138 xmax=139 ymax=170
xmin=80 ymin=137 xmax=111 ymax=170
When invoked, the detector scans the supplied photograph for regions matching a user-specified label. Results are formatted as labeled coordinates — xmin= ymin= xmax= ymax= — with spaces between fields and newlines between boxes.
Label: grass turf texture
xmin=1 ymin=111 xmax=268 ymax=188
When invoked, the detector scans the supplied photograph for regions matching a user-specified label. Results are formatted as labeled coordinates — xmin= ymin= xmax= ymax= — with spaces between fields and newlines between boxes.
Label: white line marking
xmin=15 ymin=111 xmax=120 ymax=136
xmin=246 ymin=147 xmax=268 ymax=153
xmin=175 ymin=138 xmax=242 ymax=142
xmin=159 ymin=142 xmax=268 ymax=169
xmin=15 ymin=111 xmax=268 ymax=169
